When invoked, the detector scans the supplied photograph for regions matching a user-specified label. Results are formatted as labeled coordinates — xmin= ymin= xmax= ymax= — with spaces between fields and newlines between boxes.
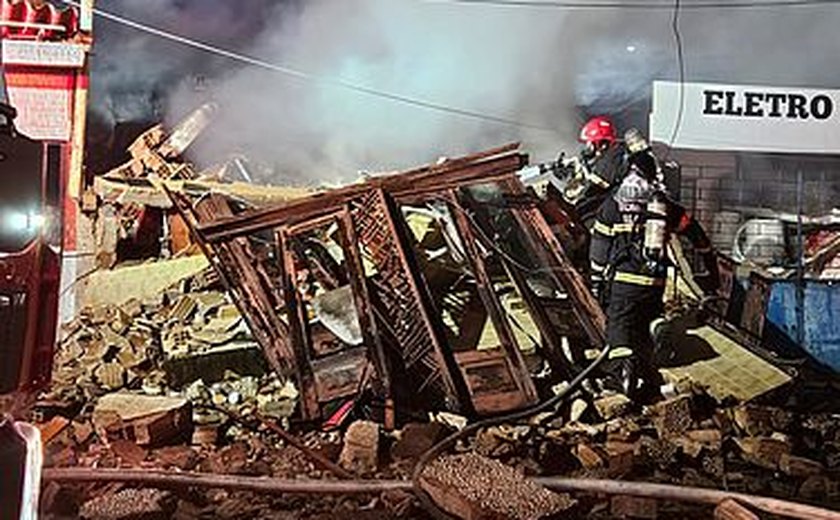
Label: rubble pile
xmin=44 ymin=266 xmax=297 ymax=429
xmin=452 ymin=388 xmax=840 ymax=516
xmin=36 ymin=120 xmax=840 ymax=519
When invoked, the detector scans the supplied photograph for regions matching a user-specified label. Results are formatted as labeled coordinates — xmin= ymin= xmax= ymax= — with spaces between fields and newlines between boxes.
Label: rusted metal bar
xmin=40 ymin=469 xmax=840 ymax=520
xmin=534 ymin=478 xmax=840 ymax=520
xmin=42 ymin=469 xmax=405 ymax=494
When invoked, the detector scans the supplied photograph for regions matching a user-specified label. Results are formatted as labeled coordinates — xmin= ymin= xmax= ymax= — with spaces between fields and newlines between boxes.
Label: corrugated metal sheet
xmin=766 ymin=280 xmax=840 ymax=371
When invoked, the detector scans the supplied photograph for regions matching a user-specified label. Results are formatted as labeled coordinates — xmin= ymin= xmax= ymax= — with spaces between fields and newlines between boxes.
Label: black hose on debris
xmin=410 ymin=344 xmax=613 ymax=520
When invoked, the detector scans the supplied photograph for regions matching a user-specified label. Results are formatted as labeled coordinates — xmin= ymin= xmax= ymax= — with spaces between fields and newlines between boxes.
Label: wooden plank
xmin=196 ymin=150 xmax=526 ymax=243
xmin=277 ymin=229 xmax=320 ymax=421
xmin=450 ymin=190 xmax=539 ymax=410
xmin=338 ymin=208 xmax=395 ymax=428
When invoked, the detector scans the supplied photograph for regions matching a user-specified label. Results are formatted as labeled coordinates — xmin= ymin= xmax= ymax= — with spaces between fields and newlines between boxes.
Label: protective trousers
xmin=603 ymin=281 xmax=665 ymax=400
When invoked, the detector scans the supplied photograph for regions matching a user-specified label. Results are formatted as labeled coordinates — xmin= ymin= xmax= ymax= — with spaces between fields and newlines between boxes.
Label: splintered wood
xmin=420 ymin=453 xmax=576 ymax=520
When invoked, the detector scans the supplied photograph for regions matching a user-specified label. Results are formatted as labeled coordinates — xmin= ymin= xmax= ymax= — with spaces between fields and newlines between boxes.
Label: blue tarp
xmin=766 ymin=280 xmax=840 ymax=371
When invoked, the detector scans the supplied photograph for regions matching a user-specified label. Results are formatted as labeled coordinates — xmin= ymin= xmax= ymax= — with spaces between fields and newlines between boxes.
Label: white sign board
xmin=1 ymin=41 xmax=86 ymax=68
xmin=650 ymin=80 xmax=839 ymax=154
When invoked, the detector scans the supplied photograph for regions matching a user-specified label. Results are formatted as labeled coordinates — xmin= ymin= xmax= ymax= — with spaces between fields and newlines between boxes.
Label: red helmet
xmin=579 ymin=116 xmax=617 ymax=146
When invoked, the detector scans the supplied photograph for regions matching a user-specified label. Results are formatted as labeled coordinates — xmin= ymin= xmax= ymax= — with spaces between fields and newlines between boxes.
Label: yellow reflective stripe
xmin=612 ymin=223 xmax=636 ymax=234
xmin=608 ymin=346 xmax=633 ymax=359
xmin=586 ymin=169 xmax=612 ymax=189
xmin=613 ymin=271 xmax=666 ymax=287
xmin=591 ymin=261 xmax=606 ymax=273
xmin=593 ymin=221 xmax=613 ymax=236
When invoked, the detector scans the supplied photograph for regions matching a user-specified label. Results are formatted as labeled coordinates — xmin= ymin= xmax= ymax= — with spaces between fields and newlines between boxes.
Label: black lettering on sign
xmin=787 ymin=94 xmax=809 ymax=119
xmin=724 ymin=91 xmax=743 ymax=116
xmin=744 ymin=92 xmax=764 ymax=117
xmin=811 ymin=95 xmax=833 ymax=119
xmin=699 ymin=89 xmax=834 ymax=121
xmin=765 ymin=93 xmax=786 ymax=117
xmin=703 ymin=90 xmax=724 ymax=115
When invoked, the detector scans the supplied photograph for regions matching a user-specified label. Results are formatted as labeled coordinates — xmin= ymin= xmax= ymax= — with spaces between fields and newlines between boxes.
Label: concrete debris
xmin=92 ymin=393 xmax=192 ymax=447
xmin=420 ymin=453 xmax=577 ymax=520
xmin=45 ymin=127 xmax=840 ymax=520
xmin=79 ymin=488 xmax=176 ymax=520
xmin=338 ymin=420 xmax=380 ymax=475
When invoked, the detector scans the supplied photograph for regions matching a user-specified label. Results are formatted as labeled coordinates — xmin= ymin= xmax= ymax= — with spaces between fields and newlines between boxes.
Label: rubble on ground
xmin=38 ymin=122 xmax=840 ymax=519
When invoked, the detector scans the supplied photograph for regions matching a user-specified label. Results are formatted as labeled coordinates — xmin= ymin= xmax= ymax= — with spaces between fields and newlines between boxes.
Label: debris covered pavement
xmin=33 ymin=109 xmax=840 ymax=519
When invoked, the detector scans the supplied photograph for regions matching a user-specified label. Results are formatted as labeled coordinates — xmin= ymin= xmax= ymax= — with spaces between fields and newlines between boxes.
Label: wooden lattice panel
xmin=350 ymin=190 xmax=460 ymax=407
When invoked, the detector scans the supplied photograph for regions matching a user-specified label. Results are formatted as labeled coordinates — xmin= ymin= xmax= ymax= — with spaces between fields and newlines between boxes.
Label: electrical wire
xmin=665 ymin=0 xmax=686 ymax=159
xmin=421 ymin=0 xmax=840 ymax=9
xmin=60 ymin=1 xmax=559 ymax=135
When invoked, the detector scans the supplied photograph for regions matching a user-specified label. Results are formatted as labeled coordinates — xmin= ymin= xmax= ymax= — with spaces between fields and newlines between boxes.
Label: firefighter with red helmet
xmin=589 ymin=153 xmax=718 ymax=402
xmin=552 ymin=116 xmax=630 ymax=226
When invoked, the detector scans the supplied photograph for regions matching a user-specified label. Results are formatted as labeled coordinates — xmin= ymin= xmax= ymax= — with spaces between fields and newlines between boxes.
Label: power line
xmin=422 ymin=0 xmax=840 ymax=9
xmin=666 ymin=0 xmax=686 ymax=156
xmin=60 ymin=1 xmax=559 ymax=135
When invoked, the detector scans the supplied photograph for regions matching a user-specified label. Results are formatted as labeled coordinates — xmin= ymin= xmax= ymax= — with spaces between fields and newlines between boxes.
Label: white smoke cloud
xmin=166 ymin=0 xmax=583 ymax=182
xmin=90 ymin=1 xmax=840 ymax=183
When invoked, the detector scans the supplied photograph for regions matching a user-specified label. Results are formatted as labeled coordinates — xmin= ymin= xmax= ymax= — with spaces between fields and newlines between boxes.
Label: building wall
xmin=665 ymin=148 xmax=840 ymax=259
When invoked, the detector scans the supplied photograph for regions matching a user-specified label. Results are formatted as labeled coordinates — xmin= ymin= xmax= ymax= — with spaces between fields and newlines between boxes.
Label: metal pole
xmin=40 ymin=470 xmax=840 ymax=520
xmin=795 ymin=169 xmax=805 ymax=347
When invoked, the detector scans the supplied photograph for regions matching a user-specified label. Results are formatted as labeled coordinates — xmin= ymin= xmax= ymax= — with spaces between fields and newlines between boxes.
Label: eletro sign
xmin=702 ymin=90 xmax=833 ymax=120
xmin=650 ymin=81 xmax=840 ymax=153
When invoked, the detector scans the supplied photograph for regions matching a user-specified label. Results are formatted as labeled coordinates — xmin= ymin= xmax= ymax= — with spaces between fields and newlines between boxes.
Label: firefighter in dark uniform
xmin=566 ymin=116 xmax=629 ymax=223
xmin=589 ymin=153 xmax=717 ymax=401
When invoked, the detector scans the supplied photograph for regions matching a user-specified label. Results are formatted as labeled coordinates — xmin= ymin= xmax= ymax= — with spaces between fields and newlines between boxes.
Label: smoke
xmin=90 ymin=1 xmax=840 ymax=183
xmin=163 ymin=0 xmax=584 ymax=182
xmin=90 ymin=0 xmax=284 ymax=124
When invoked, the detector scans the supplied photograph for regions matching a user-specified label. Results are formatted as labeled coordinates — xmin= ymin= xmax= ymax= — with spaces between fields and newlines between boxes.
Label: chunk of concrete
xmin=339 ymin=420 xmax=379 ymax=474
xmin=93 ymin=393 xmax=192 ymax=447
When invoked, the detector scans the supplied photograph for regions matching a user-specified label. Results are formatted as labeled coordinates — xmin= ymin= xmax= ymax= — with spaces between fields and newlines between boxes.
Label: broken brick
xmin=648 ymin=396 xmax=692 ymax=439
xmin=110 ymin=439 xmax=148 ymax=466
xmin=339 ymin=420 xmax=379 ymax=474
xmin=391 ymin=422 xmax=449 ymax=461
xmin=714 ymin=499 xmax=759 ymax=520
xmin=610 ymin=495 xmax=658 ymax=519
xmin=154 ymin=445 xmax=199 ymax=470
xmin=779 ymin=453 xmax=824 ymax=477
xmin=736 ymin=436 xmax=791 ymax=471
xmin=595 ymin=394 xmax=632 ymax=421
xmin=603 ymin=441 xmax=636 ymax=477
xmin=575 ymin=443 xmax=604 ymax=470
xmin=733 ymin=405 xmax=793 ymax=437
